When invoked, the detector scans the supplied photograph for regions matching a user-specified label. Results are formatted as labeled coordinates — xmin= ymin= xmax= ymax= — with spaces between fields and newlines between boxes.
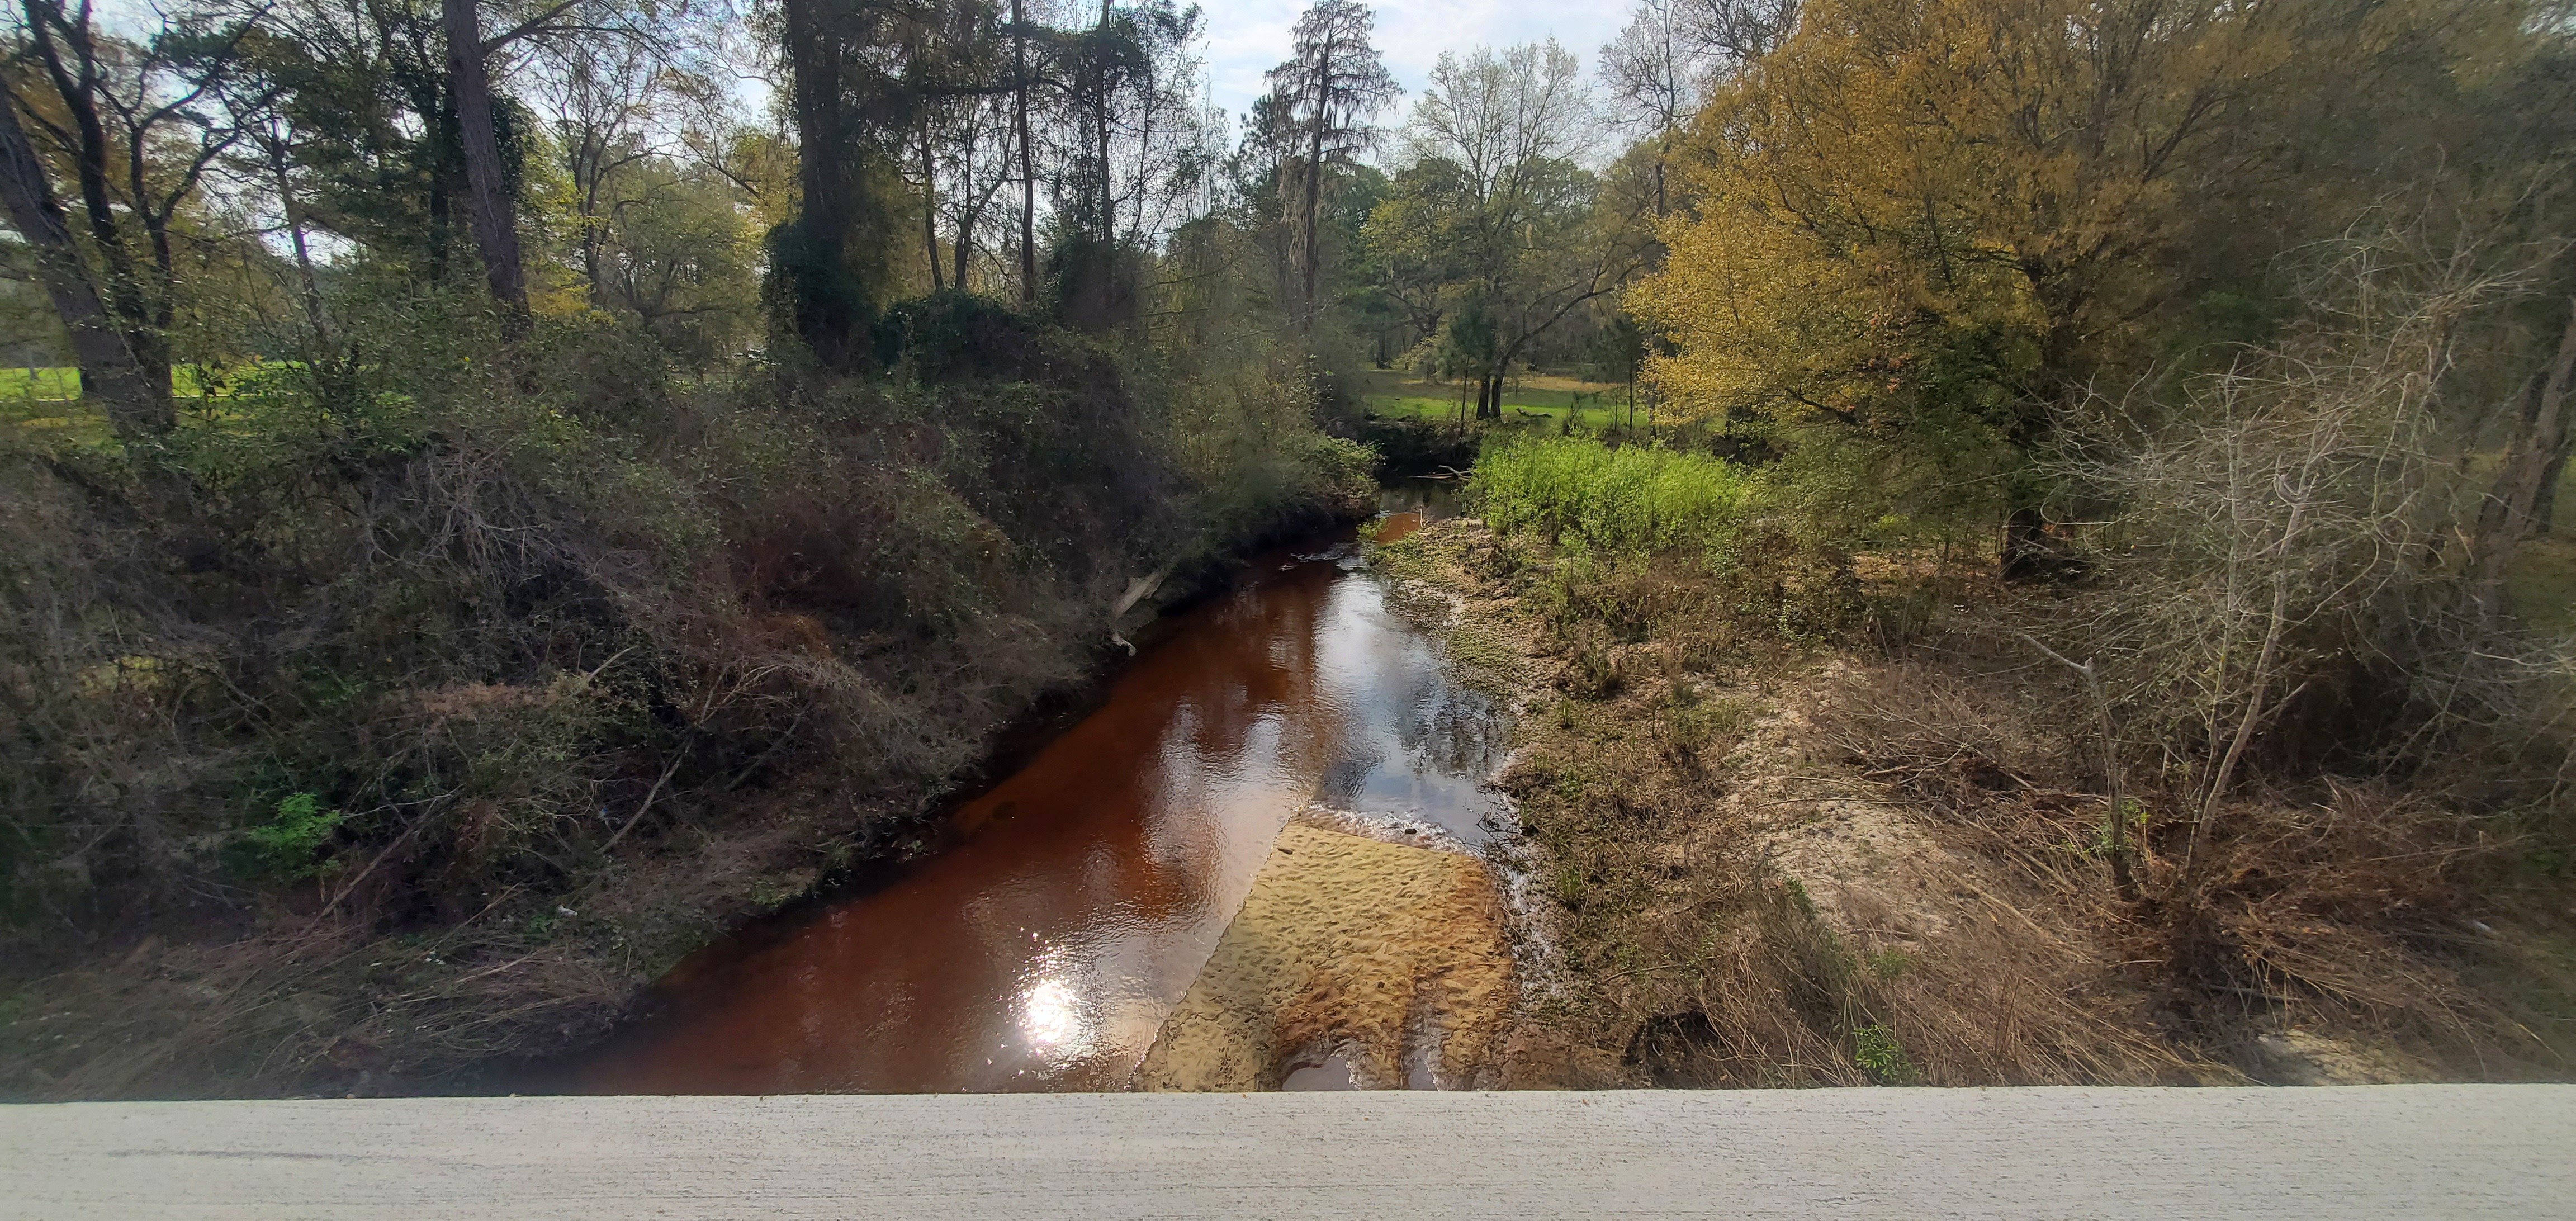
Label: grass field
xmin=1354 ymin=368 xmax=1642 ymax=431
xmin=2 ymin=365 xmax=287 ymax=448
xmin=1 ymin=365 xmax=257 ymax=401
xmin=2 ymin=369 xmax=110 ymax=445
xmin=0 ymin=367 xmax=84 ymax=400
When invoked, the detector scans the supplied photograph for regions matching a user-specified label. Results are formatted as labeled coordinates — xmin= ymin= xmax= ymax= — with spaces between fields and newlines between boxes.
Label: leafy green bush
xmin=1471 ymin=436 xmax=1754 ymax=557
xmin=239 ymin=793 xmax=345 ymax=880
xmin=1852 ymin=1023 xmax=1919 ymax=1085
xmin=1304 ymin=434 xmax=1382 ymax=507
xmin=1166 ymin=354 xmax=1382 ymax=548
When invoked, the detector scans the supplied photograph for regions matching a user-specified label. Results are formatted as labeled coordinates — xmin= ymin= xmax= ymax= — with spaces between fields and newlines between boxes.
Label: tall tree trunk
xmin=1095 ymin=0 xmax=1112 ymax=249
xmin=1300 ymin=77 xmax=1327 ymax=331
xmin=443 ymin=0 xmax=530 ymax=334
xmin=1014 ymin=0 xmax=1034 ymax=302
xmin=1132 ymin=73 xmax=1152 ymax=245
xmin=23 ymin=0 xmax=168 ymax=410
xmin=1654 ymin=131 xmax=1669 ymax=217
xmin=26 ymin=3 xmax=136 ymax=310
xmin=922 ymin=115 xmax=944 ymax=292
xmin=783 ymin=0 xmax=863 ymax=367
xmin=267 ymin=138 xmax=332 ymax=345
xmin=579 ymin=223 xmax=605 ymax=307
xmin=0 ymin=79 xmax=168 ymax=439
xmin=2470 ymin=300 xmax=2576 ymax=617
xmin=954 ymin=132 xmax=975 ymax=290
xmin=410 ymin=75 xmax=456 ymax=283
xmin=575 ymin=142 xmax=607 ymax=307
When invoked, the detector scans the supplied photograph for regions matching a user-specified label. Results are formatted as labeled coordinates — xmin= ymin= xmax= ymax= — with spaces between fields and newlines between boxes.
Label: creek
xmin=572 ymin=479 xmax=1507 ymax=1094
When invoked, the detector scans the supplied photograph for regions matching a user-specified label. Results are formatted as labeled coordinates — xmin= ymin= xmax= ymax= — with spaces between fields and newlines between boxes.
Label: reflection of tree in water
xmin=582 ymin=552 xmax=1516 ymax=1095
xmin=591 ymin=562 xmax=1355 ymax=1096
xmin=1309 ymin=579 xmax=1511 ymax=815
xmin=1397 ymin=673 xmax=1507 ymax=777
xmin=1313 ymin=752 xmax=1376 ymax=807
xmin=1145 ymin=560 xmax=1342 ymax=798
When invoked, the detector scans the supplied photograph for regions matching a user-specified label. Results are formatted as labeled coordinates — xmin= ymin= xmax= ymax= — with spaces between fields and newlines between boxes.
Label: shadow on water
xmin=560 ymin=480 xmax=1503 ymax=1095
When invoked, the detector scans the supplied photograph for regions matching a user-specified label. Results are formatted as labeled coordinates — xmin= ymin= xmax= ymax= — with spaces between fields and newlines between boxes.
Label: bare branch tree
xmin=3 ymin=0 xmax=271 ymax=437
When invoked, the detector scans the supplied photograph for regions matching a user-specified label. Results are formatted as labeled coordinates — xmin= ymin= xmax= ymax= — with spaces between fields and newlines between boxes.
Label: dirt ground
xmin=1372 ymin=517 xmax=2575 ymax=1087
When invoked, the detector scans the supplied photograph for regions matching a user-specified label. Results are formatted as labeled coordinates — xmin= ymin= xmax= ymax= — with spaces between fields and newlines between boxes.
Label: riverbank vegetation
xmin=0 ymin=0 xmax=1388 ymax=1097
xmin=4 ymin=0 xmax=2574 ymax=1097
xmin=1414 ymin=0 xmax=2576 ymax=1083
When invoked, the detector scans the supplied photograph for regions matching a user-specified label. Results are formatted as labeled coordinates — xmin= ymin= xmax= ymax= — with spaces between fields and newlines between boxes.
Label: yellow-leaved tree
xmin=1633 ymin=0 xmax=2536 ymax=562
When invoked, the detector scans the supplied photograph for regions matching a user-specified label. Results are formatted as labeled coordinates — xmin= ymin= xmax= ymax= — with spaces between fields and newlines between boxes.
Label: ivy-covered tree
xmin=1263 ymin=0 xmax=1397 ymax=332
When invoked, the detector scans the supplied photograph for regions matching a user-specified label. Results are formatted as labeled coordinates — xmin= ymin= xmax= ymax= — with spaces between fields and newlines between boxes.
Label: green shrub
xmin=239 ymin=793 xmax=346 ymax=880
xmin=1305 ymin=434 xmax=1382 ymax=507
xmin=1853 ymin=1023 xmax=1918 ymax=1084
xmin=1166 ymin=355 xmax=1381 ymax=547
xmin=1471 ymin=436 xmax=1754 ymax=558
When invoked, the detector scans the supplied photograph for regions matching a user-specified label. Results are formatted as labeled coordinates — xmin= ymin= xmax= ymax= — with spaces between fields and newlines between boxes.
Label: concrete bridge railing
xmin=6 ymin=1085 xmax=2572 ymax=1219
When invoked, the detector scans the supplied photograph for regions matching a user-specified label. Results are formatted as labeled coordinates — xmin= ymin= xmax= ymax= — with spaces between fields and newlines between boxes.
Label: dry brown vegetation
xmin=1379 ymin=515 xmax=2575 ymax=1088
xmin=0 ymin=299 xmax=1376 ymax=1100
xmin=1821 ymin=634 xmax=2576 ymax=1082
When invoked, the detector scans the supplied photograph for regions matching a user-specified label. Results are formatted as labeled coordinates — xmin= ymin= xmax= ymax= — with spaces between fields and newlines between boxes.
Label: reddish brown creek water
xmin=575 ymin=480 xmax=1503 ymax=1094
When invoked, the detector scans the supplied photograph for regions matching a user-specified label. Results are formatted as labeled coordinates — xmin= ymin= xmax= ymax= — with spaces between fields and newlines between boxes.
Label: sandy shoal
xmin=1134 ymin=821 xmax=1512 ymax=1091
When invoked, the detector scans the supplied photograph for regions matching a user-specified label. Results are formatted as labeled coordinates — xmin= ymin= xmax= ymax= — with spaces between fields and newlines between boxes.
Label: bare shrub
xmin=2176 ymin=780 xmax=2571 ymax=1063
xmin=2038 ymin=227 xmax=2576 ymax=843
xmin=1467 ymin=527 xmax=2204 ymax=1086
xmin=1824 ymin=624 xmax=2575 ymax=1076
xmin=1805 ymin=657 xmax=2224 ymax=1082
xmin=2 ymin=297 xmax=1368 ymax=1095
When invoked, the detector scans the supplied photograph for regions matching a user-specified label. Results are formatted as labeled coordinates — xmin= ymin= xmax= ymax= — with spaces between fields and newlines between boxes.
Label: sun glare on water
xmin=1018 ymin=974 xmax=1089 ymax=1056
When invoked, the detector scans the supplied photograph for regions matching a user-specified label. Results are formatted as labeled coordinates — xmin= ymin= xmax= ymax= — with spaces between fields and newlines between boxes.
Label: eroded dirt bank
xmin=1374 ymin=516 xmax=2575 ymax=1087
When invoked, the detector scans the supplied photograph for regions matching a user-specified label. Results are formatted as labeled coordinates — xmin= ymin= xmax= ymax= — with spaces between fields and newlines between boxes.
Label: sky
xmin=1198 ymin=0 xmax=1632 ymax=124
